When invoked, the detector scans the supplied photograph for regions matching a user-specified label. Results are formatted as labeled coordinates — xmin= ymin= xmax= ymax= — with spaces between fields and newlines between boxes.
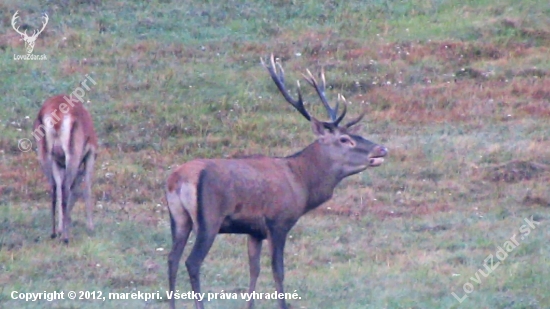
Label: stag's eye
xmin=339 ymin=137 xmax=351 ymax=144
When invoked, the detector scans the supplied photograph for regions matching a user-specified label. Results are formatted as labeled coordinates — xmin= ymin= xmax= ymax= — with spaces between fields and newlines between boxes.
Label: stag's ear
xmin=311 ymin=117 xmax=328 ymax=138
xmin=347 ymin=124 xmax=362 ymax=135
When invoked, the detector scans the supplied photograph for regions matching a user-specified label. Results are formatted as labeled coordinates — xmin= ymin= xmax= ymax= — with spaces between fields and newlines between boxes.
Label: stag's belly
xmin=219 ymin=215 xmax=268 ymax=239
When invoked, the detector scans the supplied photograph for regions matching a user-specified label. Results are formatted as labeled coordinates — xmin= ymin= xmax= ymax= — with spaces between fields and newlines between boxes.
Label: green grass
xmin=1 ymin=0 xmax=550 ymax=308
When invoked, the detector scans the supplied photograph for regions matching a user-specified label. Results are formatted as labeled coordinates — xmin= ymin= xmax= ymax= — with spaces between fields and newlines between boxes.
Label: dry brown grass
xmin=361 ymin=78 xmax=550 ymax=124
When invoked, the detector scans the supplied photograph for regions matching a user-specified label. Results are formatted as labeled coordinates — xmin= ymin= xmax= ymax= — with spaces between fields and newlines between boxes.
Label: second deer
xmin=34 ymin=95 xmax=97 ymax=244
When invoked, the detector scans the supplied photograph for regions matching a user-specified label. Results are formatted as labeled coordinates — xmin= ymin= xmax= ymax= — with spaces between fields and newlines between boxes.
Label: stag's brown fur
xmin=34 ymin=94 xmax=97 ymax=244
xmin=166 ymin=56 xmax=387 ymax=309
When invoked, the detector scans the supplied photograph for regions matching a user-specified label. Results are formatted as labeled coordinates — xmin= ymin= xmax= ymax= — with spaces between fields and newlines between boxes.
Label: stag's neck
xmin=285 ymin=142 xmax=342 ymax=212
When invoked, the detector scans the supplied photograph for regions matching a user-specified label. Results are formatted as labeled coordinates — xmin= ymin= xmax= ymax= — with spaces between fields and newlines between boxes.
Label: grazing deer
xmin=166 ymin=55 xmax=388 ymax=309
xmin=33 ymin=94 xmax=97 ymax=244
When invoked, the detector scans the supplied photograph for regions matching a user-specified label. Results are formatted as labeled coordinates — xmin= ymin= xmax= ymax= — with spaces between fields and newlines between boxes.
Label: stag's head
xmin=12 ymin=11 xmax=49 ymax=54
xmin=262 ymin=54 xmax=387 ymax=178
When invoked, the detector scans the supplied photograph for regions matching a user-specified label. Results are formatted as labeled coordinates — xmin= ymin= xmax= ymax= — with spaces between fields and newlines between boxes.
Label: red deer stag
xmin=33 ymin=94 xmax=98 ymax=244
xmin=166 ymin=55 xmax=388 ymax=309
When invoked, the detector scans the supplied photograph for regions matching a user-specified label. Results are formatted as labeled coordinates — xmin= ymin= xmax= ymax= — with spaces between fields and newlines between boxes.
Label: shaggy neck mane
xmin=285 ymin=142 xmax=341 ymax=212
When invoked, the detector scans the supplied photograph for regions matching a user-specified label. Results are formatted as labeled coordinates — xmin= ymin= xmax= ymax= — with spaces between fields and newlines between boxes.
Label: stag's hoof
xmin=51 ymin=233 xmax=58 ymax=239
xmin=63 ymin=238 xmax=69 ymax=245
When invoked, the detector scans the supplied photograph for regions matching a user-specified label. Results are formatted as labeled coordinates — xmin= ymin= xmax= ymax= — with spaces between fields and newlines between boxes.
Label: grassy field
xmin=1 ymin=0 xmax=550 ymax=308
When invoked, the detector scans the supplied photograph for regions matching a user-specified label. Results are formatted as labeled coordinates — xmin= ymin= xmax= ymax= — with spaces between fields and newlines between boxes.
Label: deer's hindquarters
xmin=166 ymin=161 xmax=208 ymax=236
xmin=35 ymin=95 xmax=97 ymax=243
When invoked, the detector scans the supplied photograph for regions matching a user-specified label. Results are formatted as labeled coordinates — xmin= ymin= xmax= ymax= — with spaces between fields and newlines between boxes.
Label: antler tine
xmin=321 ymin=68 xmax=340 ymax=120
xmin=332 ymin=93 xmax=347 ymax=126
xmin=261 ymin=54 xmax=311 ymax=121
xmin=303 ymin=68 xmax=340 ymax=123
xmin=338 ymin=94 xmax=364 ymax=128
xmin=273 ymin=57 xmax=285 ymax=84
xmin=344 ymin=112 xmax=365 ymax=128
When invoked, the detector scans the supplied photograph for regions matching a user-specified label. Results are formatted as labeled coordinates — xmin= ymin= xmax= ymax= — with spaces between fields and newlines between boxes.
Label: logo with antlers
xmin=12 ymin=11 xmax=49 ymax=54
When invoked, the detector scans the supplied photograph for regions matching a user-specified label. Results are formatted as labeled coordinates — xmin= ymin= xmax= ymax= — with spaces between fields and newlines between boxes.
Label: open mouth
xmin=368 ymin=146 xmax=388 ymax=167
xmin=369 ymin=157 xmax=385 ymax=167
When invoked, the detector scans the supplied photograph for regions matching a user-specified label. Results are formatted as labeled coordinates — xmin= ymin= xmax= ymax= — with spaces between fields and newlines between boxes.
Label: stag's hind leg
xmin=67 ymin=162 xmax=85 ymax=214
xmin=51 ymin=162 xmax=65 ymax=239
xmin=49 ymin=177 xmax=58 ymax=239
xmin=167 ymin=191 xmax=193 ymax=309
xmin=185 ymin=170 xmax=224 ymax=309
xmin=60 ymin=151 xmax=83 ymax=244
xmin=185 ymin=222 xmax=220 ymax=309
xmin=41 ymin=158 xmax=59 ymax=239
xmin=246 ymin=235 xmax=263 ymax=309
xmin=81 ymin=151 xmax=95 ymax=232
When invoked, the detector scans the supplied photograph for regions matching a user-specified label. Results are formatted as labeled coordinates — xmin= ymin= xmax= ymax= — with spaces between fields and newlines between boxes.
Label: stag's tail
xmin=166 ymin=162 xmax=209 ymax=235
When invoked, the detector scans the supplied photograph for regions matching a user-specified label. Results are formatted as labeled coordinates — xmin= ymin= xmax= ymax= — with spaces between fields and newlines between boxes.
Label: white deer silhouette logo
xmin=12 ymin=11 xmax=49 ymax=54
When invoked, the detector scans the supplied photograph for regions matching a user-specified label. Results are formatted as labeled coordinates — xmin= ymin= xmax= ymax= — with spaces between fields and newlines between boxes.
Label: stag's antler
xmin=302 ymin=68 xmax=347 ymax=127
xmin=337 ymin=94 xmax=365 ymax=129
xmin=261 ymin=54 xmax=311 ymax=121
xmin=263 ymin=54 xmax=362 ymax=130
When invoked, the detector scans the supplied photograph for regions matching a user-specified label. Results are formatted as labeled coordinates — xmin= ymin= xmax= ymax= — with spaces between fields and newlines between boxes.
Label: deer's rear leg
xmin=50 ymin=182 xmax=58 ymax=239
xmin=185 ymin=223 xmax=220 ymax=309
xmin=168 ymin=210 xmax=192 ymax=309
xmin=51 ymin=163 xmax=64 ymax=239
xmin=81 ymin=152 xmax=95 ymax=232
xmin=60 ymin=154 xmax=81 ymax=244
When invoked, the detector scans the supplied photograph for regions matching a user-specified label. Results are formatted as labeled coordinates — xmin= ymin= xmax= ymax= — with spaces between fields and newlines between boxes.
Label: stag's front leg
xmin=268 ymin=229 xmax=289 ymax=309
xmin=246 ymin=235 xmax=263 ymax=309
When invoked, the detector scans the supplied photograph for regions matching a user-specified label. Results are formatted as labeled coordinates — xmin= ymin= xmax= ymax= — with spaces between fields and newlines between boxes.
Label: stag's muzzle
xmin=368 ymin=145 xmax=387 ymax=167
